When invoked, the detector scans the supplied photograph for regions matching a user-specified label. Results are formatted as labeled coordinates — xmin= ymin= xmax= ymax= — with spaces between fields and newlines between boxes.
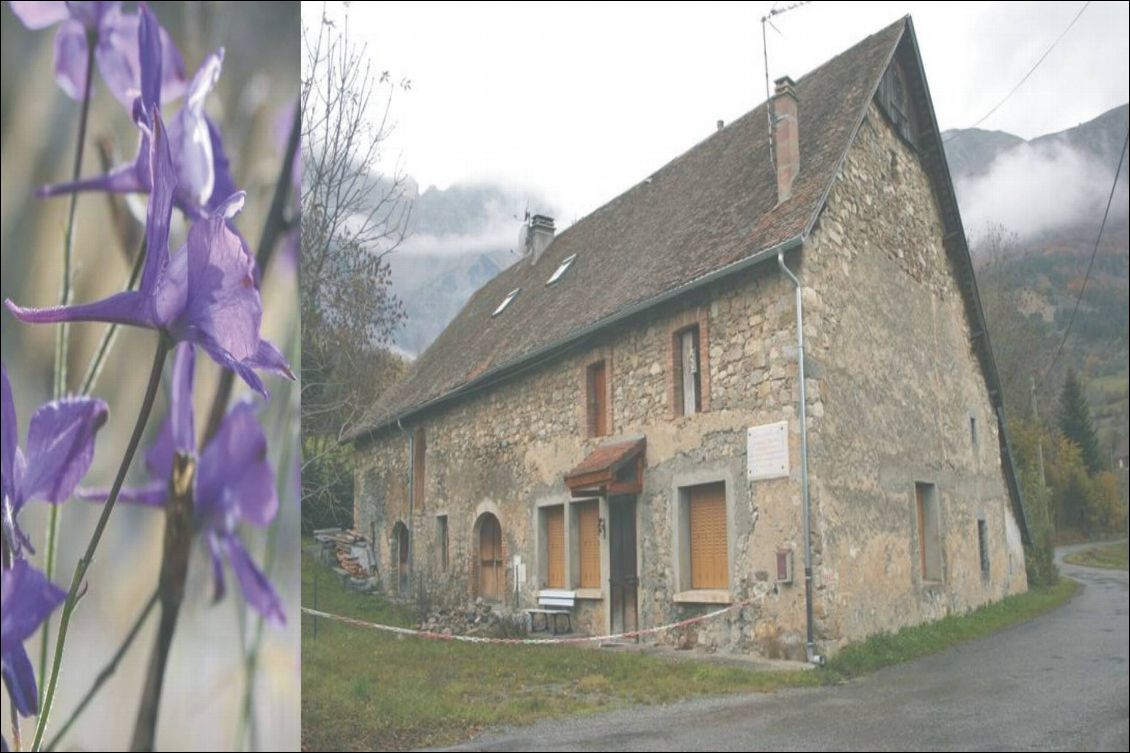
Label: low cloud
xmin=399 ymin=213 xmax=518 ymax=258
xmin=957 ymin=139 xmax=1129 ymax=242
xmin=397 ymin=183 xmax=556 ymax=258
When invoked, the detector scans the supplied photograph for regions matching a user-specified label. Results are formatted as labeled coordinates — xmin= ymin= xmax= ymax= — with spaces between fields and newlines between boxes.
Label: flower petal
xmin=185 ymin=47 xmax=223 ymax=112
xmin=205 ymin=117 xmax=238 ymax=215
xmin=5 ymin=290 xmax=152 ymax=328
xmin=196 ymin=338 xmax=269 ymax=398
xmin=36 ymin=157 xmax=147 ymax=200
xmin=52 ymin=19 xmax=91 ymax=101
xmin=245 ymin=340 xmax=294 ymax=381
xmin=1 ymin=559 xmax=66 ymax=649
xmin=156 ymin=25 xmax=187 ymax=103
xmin=222 ymin=534 xmax=285 ymax=627
xmin=1 ymin=642 xmax=38 ymax=717
xmin=140 ymin=110 xmax=178 ymax=299
xmin=167 ymin=342 xmax=196 ymax=457
xmin=167 ymin=49 xmax=223 ymax=210
xmin=177 ymin=203 xmax=262 ymax=365
xmin=94 ymin=4 xmax=141 ymax=108
xmin=197 ymin=402 xmax=276 ymax=528
xmin=1 ymin=562 xmax=65 ymax=715
xmin=77 ymin=481 xmax=167 ymax=507
xmin=136 ymin=3 xmax=161 ymax=110
xmin=8 ymin=2 xmax=71 ymax=29
xmin=17 ymin=397 xmax=108 ymax=506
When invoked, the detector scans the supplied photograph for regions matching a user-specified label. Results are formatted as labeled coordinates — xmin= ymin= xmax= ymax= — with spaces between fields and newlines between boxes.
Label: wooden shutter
xmin=545 ymin=506 xmax=565 ymax=588
xmin=676 ymin=326 xmax=701 ymax=417
xmin=577 ymin=501 xmax=600 ymax=588
xmin=413 ymin=428 xmax=426 ymax=508
xmin=690 ymin=482 xmax=727 ymax=589
xmin=587 ymin=361 xmax=607 ymax=437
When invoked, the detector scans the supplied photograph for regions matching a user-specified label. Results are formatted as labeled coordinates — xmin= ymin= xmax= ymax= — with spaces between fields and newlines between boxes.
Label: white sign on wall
xmin=747 ymin=421 xmax=790 ymax=481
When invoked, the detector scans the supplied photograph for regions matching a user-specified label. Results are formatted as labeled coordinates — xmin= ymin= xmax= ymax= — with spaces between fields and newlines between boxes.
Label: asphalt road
xmin=450 ymin=544 xmax=1129 ymax=751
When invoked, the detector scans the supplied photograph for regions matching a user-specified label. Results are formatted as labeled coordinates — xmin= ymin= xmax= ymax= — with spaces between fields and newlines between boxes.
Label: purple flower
xmin=8 ymin=1 xmax=186 ymax=108
xmin=1 ymin=363 xmax=109 ymax=562
xmin=35 ymin=4 xmax=236 ymax=219
xmin=81 ymin=343 xmax=286 ymax=626
xmin=1 ymin=559 xmax=66 ymax=731
xmin=5 ymin=108 xmax=293 ymax=398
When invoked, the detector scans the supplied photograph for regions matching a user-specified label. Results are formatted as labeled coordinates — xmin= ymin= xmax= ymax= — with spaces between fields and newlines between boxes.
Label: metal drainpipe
xmin=398 ymin=418 xmax=414 ymax=598
xmin=777 ymin=250 xmax=823 ymax=666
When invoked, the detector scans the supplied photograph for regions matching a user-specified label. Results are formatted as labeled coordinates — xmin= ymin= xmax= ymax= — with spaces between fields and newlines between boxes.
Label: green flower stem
xmin=39 ymin=30 xmax=98 ymax=712
xmin=31 ymin=336 xmax=171 ymax=752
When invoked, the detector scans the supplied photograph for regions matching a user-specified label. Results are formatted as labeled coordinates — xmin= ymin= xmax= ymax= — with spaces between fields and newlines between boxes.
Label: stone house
xmin=345 ymin=16 xmax=1030 ymax=661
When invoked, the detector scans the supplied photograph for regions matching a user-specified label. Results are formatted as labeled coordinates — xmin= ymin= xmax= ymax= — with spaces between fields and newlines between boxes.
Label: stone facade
xmin=353 ymin=96 xmax=1027 ymax=660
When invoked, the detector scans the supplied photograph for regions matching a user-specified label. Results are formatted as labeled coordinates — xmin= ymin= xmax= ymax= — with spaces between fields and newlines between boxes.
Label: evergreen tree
xmin=1058 ymin=369 xmax=1103 ymax=474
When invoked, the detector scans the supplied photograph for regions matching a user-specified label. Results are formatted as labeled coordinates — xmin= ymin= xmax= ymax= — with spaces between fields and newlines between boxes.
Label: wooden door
xmin=478 ymin=514 xmax=503 ymax=601
xmin=608 ymin=496 xmax=638 ymax=636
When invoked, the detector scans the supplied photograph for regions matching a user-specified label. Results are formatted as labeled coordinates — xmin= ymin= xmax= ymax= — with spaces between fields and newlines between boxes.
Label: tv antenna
xmin=762 ymin=1 xmax=812 ymax=170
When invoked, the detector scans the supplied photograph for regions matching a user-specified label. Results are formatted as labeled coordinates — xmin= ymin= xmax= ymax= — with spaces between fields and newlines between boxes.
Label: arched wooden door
xmin=477 ymin=514 xmax=503 ymax=601
xmin=393 ymin=522 xmax=410 ymax=596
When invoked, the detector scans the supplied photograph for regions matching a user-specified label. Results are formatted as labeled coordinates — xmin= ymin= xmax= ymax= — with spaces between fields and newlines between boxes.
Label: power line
xmin=1038 ymin=127 xmax=1129 ymax=391
xmin=943 ymin=1 xmax=1090 ymax=142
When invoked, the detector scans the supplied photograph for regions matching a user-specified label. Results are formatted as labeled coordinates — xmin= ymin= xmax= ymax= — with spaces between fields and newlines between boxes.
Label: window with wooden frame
xmin=437 ymin=515 xmax=449 ymax=572
xmin=673 ymin=325 xmax=702 ymax=417
xmin=586 ymin=359 xmax=609 ymax=437
xmin=543 ymin=505 xmax=566 ymax=589
xmin=915 ymin=482 xmax=943 ymax=582
xmin=412 ymin=428 xmax=426 ymax=509
xmin=575 ymin=500 xmax=601 ymax=589
xmin=687 ymin=482 xmax=728 ymax=590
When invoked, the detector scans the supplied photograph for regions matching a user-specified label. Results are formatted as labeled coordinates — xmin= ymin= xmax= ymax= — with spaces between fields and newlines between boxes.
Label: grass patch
xmin=301 ymin=551 xmax=817 ymax=751
xmin=1064 ymin=540 xmax=1129 ymax=570
xmin=821 ymin=578 xmax=1079 ymax=680
xmin=302 ymin=547 xmax=1079 ymax=751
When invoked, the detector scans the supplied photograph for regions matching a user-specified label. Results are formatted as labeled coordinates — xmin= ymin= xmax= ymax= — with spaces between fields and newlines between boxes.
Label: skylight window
xmin=546 ymin=254 xmax=577 ymax=286
xmin=492 ymin=288 xmax=520 ymax=316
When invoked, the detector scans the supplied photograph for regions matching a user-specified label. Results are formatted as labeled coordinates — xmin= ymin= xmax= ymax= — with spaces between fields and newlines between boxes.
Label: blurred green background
xmin=1 ymin=3 xmax=300 ymax=750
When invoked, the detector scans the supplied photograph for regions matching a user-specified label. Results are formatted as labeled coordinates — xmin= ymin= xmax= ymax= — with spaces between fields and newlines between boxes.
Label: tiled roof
xmin=347 ymin=17 xmax=908 ymax=441
xmin=564 ymin=438 xmax=646 ymax=483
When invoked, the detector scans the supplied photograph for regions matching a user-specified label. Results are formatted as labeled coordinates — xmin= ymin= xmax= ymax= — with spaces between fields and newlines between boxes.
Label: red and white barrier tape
xmin=301 ymin=599 xmax=751 ymax=645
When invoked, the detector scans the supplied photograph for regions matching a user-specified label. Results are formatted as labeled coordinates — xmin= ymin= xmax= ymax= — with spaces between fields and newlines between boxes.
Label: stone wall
xmin=355 ymin=264 xmax=815 ymax=656
xmin=352 ymin=96 xmax=1028 ymax=660
xmin=801 ymin=102 xmax=1028 ymax=651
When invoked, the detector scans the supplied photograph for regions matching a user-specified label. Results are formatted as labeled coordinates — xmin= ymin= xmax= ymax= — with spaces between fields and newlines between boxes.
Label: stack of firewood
xmin=313 ymin=528 xmax=376 ymax=579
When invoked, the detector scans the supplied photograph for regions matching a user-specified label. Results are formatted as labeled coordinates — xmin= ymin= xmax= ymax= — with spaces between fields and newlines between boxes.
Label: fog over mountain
xmin=388 ymin=181 xmax=556 ymax=355
xmin=944 ymin=104 xmax=1129 ymax=246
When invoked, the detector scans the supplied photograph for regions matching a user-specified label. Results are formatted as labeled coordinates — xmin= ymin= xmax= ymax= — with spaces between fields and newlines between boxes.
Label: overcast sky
xmin=307 ymin=1 xmax=1129 ymax=222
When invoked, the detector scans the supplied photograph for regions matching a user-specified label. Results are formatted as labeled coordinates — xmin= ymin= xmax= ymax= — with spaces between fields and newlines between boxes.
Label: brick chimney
xmin=772 ymin=75 xmax=799 ymax=203
xmin=525 ymin=214 xmax=555 ymax=263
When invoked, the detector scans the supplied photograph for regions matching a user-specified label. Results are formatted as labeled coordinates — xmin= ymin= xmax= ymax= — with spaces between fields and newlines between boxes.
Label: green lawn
xmin=301 ymin=549 xmax=1078 ymax=751
xmin=1064 ymin=540 xmax=1129 ymax=570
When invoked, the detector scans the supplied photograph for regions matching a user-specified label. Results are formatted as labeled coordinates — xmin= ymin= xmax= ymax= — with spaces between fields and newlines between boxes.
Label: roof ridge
xmin=347 ymin=16 xmax=909 ymax=442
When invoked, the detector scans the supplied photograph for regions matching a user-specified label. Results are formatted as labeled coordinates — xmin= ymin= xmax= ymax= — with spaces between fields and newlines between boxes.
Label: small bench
xmin=525 ymin=589 xmax=575 ymax=635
